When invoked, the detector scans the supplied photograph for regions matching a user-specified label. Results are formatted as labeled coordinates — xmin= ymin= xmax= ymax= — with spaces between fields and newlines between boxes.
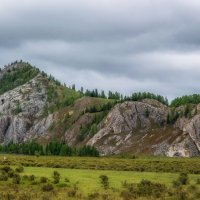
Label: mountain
xmin=0 ymin=61 xmax=200 ymax=157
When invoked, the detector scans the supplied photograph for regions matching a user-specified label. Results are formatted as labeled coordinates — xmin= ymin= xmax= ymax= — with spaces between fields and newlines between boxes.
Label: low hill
xmin=0 ymin=61 xmax=200 ymax=157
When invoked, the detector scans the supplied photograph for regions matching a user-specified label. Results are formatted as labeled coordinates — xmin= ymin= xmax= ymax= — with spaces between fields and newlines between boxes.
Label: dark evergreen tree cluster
xmin=84 ymin=89 xmax=107 ymax=99
xmin=77 ymin=112 xmax=109 ymax=141
xmin=79 ymin=84 xmax=169 ymax=105
xmin=0 ymin=142 xmax=44 ymax=155
xmin=79 ymin=86 xmax=169 ymax=105
xmin=81 ymin=87 xmax=121 ymax=100
xmin=126 ymin=92 xmax=169 ymax=105
xmin=85 ymin=102 xmax=116 ymax=113
xmin=108 ymin=91 xmax=121 ymax=100
xmin=171 ymin=94 xmax=200 ymax=107
xmin=167 ymin=108 xmax=179 ymax=124
xmin=0 ymin=141 xmax=99 ymax=157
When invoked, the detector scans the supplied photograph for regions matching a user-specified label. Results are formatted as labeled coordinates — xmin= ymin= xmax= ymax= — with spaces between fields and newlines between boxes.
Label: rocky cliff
xmin=0 ymin=74 xmax=52 ymax=143
xmin=0 ymin=61 xmax=200 ymax=157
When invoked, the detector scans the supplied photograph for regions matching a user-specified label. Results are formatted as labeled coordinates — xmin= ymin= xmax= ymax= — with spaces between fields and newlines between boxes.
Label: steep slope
xmin=0 ymin=62 xmax=114 ymax=145
xmin=0 ymin=61 xmax=82 ymax=143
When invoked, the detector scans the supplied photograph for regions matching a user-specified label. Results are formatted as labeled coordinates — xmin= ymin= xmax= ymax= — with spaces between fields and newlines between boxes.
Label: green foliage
xmin=85 ymin=89 xmax=110 ymax=99
xmin=129 ymin=92 xmax=168 ymax=105
xmin=1 ymin=166 xmax=12 ymax=173
xmin=178 ymin=173 xmax=189 ymax=185
xmin=173 ymin=173 xmax=189 ymax=188
xmin=53 ymin=171 xmax=60 ymax=184
xmin=0 ymin=141 xmax=99 ymax=157
xmin=12 ymin=173 xmax=21 ymax=184
xmin=77 ymin=112 xmax=109 ymax=141
xmin=40 ymin=176 xmax=48 ymax=183
xmin=0 ymin=141 xmax=44 ymax=155
xmin=137 ymin=179 xmax=166 ymax=197
xmin=13 ymin=101 xmax=22 ymax=115
xmin=197 ymin=178 xmax=200 ymax=185
xmin=0 ymin=62 xmax=39 ymax=95
xmin=121 ymin=179 xmax=167 ymax=199
xmin=85 ymin=102 xmax=116 ymax=113
xmin=167 ymin=108 xmax=179 ymax=124
xmin=99 ymin=175 xmax=109 ymax=189
xmin=78 ymin=146 xmax=99 ymax=157
xmin=45 ymin=84 xmax=82 ymax=115
xmin=171 ymin=94 xmax=200 ymax=107
xmin=28 ymin=175 xmax=35 ymax=181
xmin=15 ymin=166 xmax=24 ymax=173
xmin=0 ymin=173 xmax=8 ymax=181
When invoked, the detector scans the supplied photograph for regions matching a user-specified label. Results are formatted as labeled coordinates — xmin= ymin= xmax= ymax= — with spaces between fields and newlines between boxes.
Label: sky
xmin=1 ymin=0 xmax=200 ymax=100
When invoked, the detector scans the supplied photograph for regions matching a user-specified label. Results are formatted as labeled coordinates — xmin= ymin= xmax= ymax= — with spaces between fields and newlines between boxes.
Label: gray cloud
xmin=1 ymin=0 xmax=200 ymax=100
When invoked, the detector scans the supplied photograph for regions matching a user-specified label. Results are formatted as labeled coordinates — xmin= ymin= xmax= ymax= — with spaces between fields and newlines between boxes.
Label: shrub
xmin=1 ymin=166 xmax=12 ymax=173
xmin=22 ymin=175 xmax=29 ymax=180
xmin=12 ymin=174 xmax=21 ymax=184
xmin=28 ymin=175 xmax=35 ymax=181
xmin=53 ymin=171 xmax=60 ymax=184
xmin=40 ymin=177 xmax=48 ymax=183
xmin=8 ymin=170 xmax=15 ymax=178
xmin=137 ymin=179 xmax=166 ymax=197
xmin=56 ymin=183 xmax=68 ymax=188
xmin=99 ymin=175 xmax=109 ymax=189
xmin=42 ymin=184 xmax=54 ymax=192
xmin=196 ymin=178 xmax=200 ymax=185
xmin=53 ymin=176 xmax=60 ymax=184
xmin=31 ymin=181 xmax=39 ymax=185
xmin=65 ymin=177 xmax=70 ymax=182
xmin=53 ymin=171 xmax=60 ymax=177
xmin=15 ymin=166 xmax=24 ymax=173
xmin=0 ymin=173 xmax=8 ymax=181
xmin=178 ymin=173 xmax=189 ymax=185
xmin=173 ymin=180 xmax=181 ymax=188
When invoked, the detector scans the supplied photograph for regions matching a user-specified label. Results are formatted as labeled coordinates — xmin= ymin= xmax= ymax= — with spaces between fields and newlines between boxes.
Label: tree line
xmin=171 ymin=94 xmax=200 ymax=107
xmin=72 ymin=84 xmax=169 ymax=105
xmin=0 ymin=141 xmax=99 ymax=157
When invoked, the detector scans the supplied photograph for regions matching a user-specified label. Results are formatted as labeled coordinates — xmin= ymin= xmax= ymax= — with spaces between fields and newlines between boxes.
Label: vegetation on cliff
xmin=0 ymin=61 xmax=39 ymax=95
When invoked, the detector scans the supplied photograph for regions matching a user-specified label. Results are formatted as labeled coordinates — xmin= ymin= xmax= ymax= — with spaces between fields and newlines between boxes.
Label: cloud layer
xmin=1 ymin=0 xmax=200 ymax=99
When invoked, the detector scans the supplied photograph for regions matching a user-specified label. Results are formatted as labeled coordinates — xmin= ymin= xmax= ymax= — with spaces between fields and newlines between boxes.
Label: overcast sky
xmin=1 ymin=0 xmax=200 ymax=100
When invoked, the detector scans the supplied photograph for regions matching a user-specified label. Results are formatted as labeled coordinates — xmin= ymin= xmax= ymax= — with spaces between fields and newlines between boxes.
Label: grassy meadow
xmin=0 ymin=155 xmax=200 ymax=199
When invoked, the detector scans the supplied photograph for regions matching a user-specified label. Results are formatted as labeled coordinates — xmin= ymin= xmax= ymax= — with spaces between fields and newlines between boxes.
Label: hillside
xmin=0 ymin=61 xmax=200 ymax=157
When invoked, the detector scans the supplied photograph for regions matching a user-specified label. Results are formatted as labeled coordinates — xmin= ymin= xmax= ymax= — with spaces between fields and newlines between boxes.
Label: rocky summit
xmin=0 ymin=61 xmax=200 ymax=157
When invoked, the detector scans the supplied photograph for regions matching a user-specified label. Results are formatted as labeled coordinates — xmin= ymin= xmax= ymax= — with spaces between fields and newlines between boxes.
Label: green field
xmin=22 ymin=167 xmax=199 ymax=191
xmin=0 ymin=155 xmax=200 ymax=199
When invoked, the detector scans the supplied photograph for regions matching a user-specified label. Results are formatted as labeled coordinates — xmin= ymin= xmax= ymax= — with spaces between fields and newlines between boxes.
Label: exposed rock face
xmin=24 ymin=114 xmax=56 ymax=141
xmin=86 ymin=100 xmax=200 ymax=157
xmin=167 ymin=114 xmax=200 ymax=157
xmin=166 ymin=135 xmax=199 ymax=157
xmin=87 ymin=101 xmax=168 ymax=155
xmin=0 ymin=74 xmax=54 ymax=143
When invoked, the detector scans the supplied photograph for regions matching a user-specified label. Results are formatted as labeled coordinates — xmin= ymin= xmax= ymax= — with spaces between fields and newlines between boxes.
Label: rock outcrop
xmin=87 ymin=100 xmax=168 ymax=155
xmin=0 ymin=74 xmax=54 ymax=143
xmin=166 ymin=114 xmax=200 ymax=157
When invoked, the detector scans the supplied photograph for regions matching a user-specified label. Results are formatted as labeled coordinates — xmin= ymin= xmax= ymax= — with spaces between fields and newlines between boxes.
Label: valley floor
xmin=0 ymin=155 xmax=200 ymax=199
